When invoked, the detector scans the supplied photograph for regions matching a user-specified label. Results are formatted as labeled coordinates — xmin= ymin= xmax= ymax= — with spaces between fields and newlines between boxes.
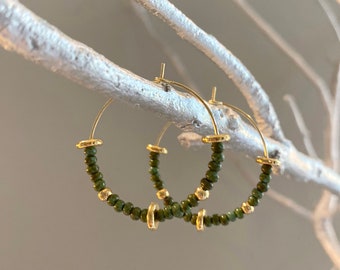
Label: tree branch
xmin=0 ymin=0 xmax=339 ymax=194
xmin=135 ymin=0 xmax=287 ymax=143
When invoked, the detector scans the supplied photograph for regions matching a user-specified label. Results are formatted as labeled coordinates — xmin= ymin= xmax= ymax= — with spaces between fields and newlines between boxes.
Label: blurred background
xmin=0 ymin=0 xmax=339 ymax=269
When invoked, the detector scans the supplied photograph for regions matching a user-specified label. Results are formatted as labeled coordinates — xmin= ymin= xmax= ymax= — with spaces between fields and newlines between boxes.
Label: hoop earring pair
xmin=76 ymin=63 xmax=280 ymax=231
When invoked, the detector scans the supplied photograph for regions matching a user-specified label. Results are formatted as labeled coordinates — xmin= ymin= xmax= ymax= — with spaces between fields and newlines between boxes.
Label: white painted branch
xmin=0 ymin=0 xmax=339 ymax=193
xmin=135 ymin=0 xmax=287 ymax=143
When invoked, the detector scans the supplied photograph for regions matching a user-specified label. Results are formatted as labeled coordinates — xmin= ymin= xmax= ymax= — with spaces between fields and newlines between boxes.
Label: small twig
xmin=266 ymin=189 xmax=313 ymax=220
xmin=318 ymin=0 xmax=340 ymax=42
xmin=135 ymin=0 xmax=287 ymax=143
xmin=233 ymin=0 xmax=333 ymax=117
xmin=283 ymin=94 xmax=318 ymax=158
xmin=314 ymin=190 xmax=340 ymax=269
xmin=129 ymin=1 xmax=199 ymax=90
xmin=331 ymin=63 xmax=340 ymax=171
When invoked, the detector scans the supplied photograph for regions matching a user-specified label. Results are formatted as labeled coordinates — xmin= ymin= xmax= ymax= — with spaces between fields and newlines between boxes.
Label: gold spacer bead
xmin=194 ymin=187 xmax=209 ymax=201
xmin=97 ymin=188 xmax=112 ymax=201
xmin=256 ymin=156 xmax=280 ymax=166
xmin=76 ymin=139 xmax=103 ymax=149
xmin=201 ymin=134 xmax=230 ymax=143
xmin=241 ymin=202 xmax=254 ymax=214
xmin=196 ymin=209 xmax=206 ymax=231
xmin=146 ymin=144 xmax=168 ymax=154
xmin=156 ymin=189 xmax=169 ymax=200
xmin=147 ymin=202 xmax=160 ymax=231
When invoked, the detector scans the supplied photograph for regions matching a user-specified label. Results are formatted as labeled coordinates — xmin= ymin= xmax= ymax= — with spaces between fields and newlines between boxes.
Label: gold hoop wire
xmin=76 ymin=98 xmax=113 ymax=149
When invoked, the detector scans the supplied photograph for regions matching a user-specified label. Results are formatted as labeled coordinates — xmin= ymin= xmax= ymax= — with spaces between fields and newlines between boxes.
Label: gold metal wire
xmin=222 ymin=102 xmax=269 ymax=158
xmin=89 ymin=98 xmax=114 ymax=139
xmin=152 ymin=63 xmax=228 ymax=147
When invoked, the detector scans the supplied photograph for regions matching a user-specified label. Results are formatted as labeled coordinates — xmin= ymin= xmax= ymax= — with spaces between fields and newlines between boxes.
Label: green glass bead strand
xmin=181 ymin=164 xmax=274 ymax=230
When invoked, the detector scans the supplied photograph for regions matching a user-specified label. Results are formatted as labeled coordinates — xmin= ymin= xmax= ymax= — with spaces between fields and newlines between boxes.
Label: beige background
xmin=0 ymin=0 xmax=339 ymax=269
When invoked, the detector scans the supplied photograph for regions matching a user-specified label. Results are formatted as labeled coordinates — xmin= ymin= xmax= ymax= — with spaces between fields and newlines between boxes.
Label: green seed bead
xmin=93 ymin=180 xmax=106 ymax=191
xmin=261 ymin=164 xmax=272 ymax=175
xmin=226 ymin=211 xmax=236 ymax=222
xmin=123 ymin=202 xmax=134 ymax=215
xmin=91 ymin=172 xmax=103 ymax=183
xmin=234 ymin=208 xmax=244 ymax=219
xmin=149 ymin=167 xmax=159 ymax=175
xmin=211 ymin=152 xmax=225 ymax=163
xmin=220 ymin=214 xmax=229 ymax=225
xmin=183 ymin=213 xmax=192 ymax=222
xmin=107 ymin=194 xmax=119 ymax=206
xmin=204 ymin=216 xmax=212 ymax=227
xmin=153 ymin=181 xmax=164 ymax=190
xmin=164 ymin=196 xmax=174 ymax=206
xmin=140 ymin=209 xmax=148 ymax=222
xmin=130 ymin=207 xmax=141 ymax=220
xmin=113 ymin=200 xmax=125 ymax=212
xmin=87 ymin=164 xmax=100 ymax=175
xmin=211 ymin=142 xmax=224 ymax=153
xmin=257 ymin=182 xmax=269 ymax=192
xmin=171 ymin=202 xmax=183 ymax=218
xmin=180 ymin=200 xmax=191 ymax=214
xmin=84 ymin=156 xmax=97 ymax=165
xmin=163 ymin=205 xmax=173 ymax=219
xmin=84 ymin=146 xmax=97 ymax=156
xmin=248 ymin=195 xmax=259 ymax=206
xmin=205 ymin=171 xmax=219 ymax=183
xmin=212 ymin=214 xmax=221 ymax=225
xmin=149 ymin=159 xmax=159 ymax=167
xmin=155 ymin=209 xmax=165 ymax=222
xmin=190 ymin=214 xmax=198 ymax=225
xmin=149 ymin=152 xmax=160 ymax=159
xmin=259 ymin=173 xmax=271 ymax=184
xmin=251 ymin=188 xmax=263 ymax=199
xmin=150 ymin=174 xmax=160 ymax=182
xmin=200 ymin=178 xmax=213 ymax=191
xmin=208 ymin=161 xmax=222 ymax=171
xmin=187 ymin=194 xmax=199 ymax=207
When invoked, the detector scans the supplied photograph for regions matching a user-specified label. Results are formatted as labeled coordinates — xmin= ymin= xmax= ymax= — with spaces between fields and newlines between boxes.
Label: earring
xmin=146 ymin=65 xmax=280 ymax=231
xmin=146 ymin=63 xmax=230 ymax=210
